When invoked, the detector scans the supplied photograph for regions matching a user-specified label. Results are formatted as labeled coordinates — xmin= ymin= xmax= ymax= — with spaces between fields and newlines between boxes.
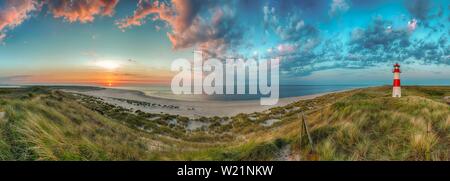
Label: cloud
xmin=117 ymin=0 xmax=244 ymax=57
xmin=329 ymin=0 xmax=350 ymax=17
xmin=116 ymin=0 xmax=163 ymax=29
xmin=263 ymin=5 xmax=321 ymax=53
xmin=47 ymin=0 xmax=119 ymax=23
xmin=1 ymin=0 xmax=244 ymax=55
xmin=0 ymin=0 xmax=447 ymax=78
xmin=276 ymin=43 xmax=296 ymax=54
xmin=0 ymin=33 xmax=5 ymax=43
xmin=263 ymin=5 xmax=277 ymax=29
xmin=407 ymin=18 xmax=418 ymax=31
xmin=0 ymin=0 xmax=120 ymax=43
xmin=405 ymin=0 xmax=432 ymax=21
xmin=268 ymin=15 xmax=449 ymax=76
xmin=0 ymin=75 xmax=32 ymax=83
xmin=344 ymin=17 xmax=417 ymax=67
xmin=349 ymin=17 xmax=410 ymax=52
xmin=408 ymin=35 xmax=449 ymax=65
xmin=0 ymin=0 xmax=39 ymax=43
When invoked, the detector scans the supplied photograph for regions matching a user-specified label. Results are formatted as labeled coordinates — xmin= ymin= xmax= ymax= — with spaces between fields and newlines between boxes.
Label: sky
xmin=0 ymin=0 xmax=448 ymax=87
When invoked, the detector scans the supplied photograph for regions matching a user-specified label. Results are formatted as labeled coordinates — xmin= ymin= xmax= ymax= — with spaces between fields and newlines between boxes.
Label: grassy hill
xmin=0 ymin=86 xmax=448 ymax=160
xmin=291 ymin=86 xmax=449 ymax=160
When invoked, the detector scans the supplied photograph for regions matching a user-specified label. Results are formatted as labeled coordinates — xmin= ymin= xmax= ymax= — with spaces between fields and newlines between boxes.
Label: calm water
xmin=118 ymin=85 xmax=368 ymax=101
xmin=0 ymin=85 xmax=21 ymax=88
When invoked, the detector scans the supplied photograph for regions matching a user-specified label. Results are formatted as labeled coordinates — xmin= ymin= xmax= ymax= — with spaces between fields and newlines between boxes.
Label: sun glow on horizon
xmin=95 ymin=60 xmax=121 ymax=71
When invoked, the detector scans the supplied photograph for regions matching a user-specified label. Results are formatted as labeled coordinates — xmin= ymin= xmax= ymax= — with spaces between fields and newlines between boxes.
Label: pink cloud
xmin=116 ymin=0 xmax=163 ymax=29
xmin=277 ymin=44 xmax=296 ymax=54
xmin=1 ymin=0 xmax=121 ymax=43
xmin=0 ymin=0 xmax=39 ymax=42
xmin=408 ymin=18 xmax=418 ymax=32
xmin=47 ymin=0 xmax=119 ymax=23
xmin=117 ymin=0 xmax=200 ymax=33
xmin=1 ymin=0 xmax=240 ymax=55
xmin=117 ymin=0 xmax=241 ymax=56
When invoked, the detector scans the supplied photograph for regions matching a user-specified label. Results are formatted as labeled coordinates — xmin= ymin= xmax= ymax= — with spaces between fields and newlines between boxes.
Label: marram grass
xmin=0 ymin=86 xmax=448 ymax=160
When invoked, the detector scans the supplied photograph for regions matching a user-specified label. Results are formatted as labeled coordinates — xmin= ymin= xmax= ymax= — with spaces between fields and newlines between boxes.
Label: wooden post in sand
xmin=299 ymin=113 xmax=303 ymax=149
xmin=299 ymin=112 xmax=314 ymax=151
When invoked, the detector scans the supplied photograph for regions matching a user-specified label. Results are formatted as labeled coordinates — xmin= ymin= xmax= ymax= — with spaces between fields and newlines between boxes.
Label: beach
xmin=63 ymin=87 xmax=349 ymax=118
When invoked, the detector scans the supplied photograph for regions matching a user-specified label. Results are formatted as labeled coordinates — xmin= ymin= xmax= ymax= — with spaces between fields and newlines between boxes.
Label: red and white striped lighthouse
xmin=392 ymin=63 xmax=401 ymax=97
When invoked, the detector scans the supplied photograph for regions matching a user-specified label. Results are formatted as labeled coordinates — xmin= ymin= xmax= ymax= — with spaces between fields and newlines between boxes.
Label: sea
xmin=0 ymin=84 xmax=369 ymax=101
xmin=117 ymin=85 xmax=369 ymax=102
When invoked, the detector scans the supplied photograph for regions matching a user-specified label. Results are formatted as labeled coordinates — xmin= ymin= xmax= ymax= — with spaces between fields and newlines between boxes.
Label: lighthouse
xmin=392 ymin=63 xmax=401 ymax=97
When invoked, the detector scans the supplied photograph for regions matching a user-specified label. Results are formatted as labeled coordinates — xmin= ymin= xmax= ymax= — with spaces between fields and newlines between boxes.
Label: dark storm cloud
xmin=405 ymin=0 xmax=432 ymax=21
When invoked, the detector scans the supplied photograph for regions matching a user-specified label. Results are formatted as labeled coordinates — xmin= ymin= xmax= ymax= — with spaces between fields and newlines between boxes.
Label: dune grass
xmin=0 ymin=86 xmax=448 ymax=160
xmin=289 ymin=86 xmax=450 ymax=160
xmin=0 ymin=88 xmax=159 ymax=160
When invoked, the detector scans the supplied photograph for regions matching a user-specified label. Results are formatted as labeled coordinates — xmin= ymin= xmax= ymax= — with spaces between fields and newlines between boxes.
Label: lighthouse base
xmin=392 ymin=87 xmax=401 ymax=97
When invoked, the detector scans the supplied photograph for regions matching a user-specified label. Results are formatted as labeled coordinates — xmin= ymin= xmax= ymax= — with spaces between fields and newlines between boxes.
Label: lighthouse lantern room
xmin=392 ymin=63 xmax=401 ymax=97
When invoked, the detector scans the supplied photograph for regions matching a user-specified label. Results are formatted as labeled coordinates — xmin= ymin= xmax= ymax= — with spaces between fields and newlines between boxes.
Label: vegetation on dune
xmin=0 ymin=88 xmax=157 ymax=160
xmin=0 ymin=86 xmax=448 ymax=160
xmin=292 ymin=86 xmax=450 ymax=160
